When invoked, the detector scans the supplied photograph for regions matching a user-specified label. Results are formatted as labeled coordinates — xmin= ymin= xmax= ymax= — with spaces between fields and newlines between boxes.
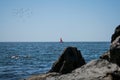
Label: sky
xmin=0 ymin=0 xmax=120 ymax=42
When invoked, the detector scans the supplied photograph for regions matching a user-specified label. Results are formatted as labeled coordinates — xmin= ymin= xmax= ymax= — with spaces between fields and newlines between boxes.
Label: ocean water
xmin=0 ymin=42 xmax=110 ymax=80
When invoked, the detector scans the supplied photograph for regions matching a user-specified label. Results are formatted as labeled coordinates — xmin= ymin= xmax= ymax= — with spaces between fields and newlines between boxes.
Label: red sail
xmin=60 ymin=38 xmax=63 ymax=43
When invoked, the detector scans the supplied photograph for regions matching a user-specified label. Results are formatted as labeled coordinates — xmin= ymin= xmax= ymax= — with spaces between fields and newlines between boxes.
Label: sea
xmin=0 ymin=42 xmax=110 ymax=80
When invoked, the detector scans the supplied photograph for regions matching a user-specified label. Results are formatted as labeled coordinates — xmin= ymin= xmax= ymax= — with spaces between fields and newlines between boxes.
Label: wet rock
xmin=49 ymin=47 xmax=86 ymax=74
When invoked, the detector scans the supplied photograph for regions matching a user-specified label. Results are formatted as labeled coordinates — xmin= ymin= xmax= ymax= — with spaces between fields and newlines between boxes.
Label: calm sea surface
xmin=0 ymin=42 xmax=110 ymax=80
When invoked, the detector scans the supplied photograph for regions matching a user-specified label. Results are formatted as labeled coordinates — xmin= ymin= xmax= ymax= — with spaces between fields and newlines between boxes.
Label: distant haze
xmin=0 ymin=0 xmax=120 ymax=42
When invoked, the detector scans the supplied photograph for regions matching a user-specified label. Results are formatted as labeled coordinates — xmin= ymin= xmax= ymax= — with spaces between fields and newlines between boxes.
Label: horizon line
xmin=0 ymin=41 xmax=110 ymax=42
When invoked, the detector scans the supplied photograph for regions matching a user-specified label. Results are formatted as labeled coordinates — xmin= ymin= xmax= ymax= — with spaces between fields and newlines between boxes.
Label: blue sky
xmin=0 ymin=0 xmax=120 ymax=42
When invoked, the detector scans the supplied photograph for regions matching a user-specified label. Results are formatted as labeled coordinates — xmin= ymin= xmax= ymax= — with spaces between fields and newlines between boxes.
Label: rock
xmin=49 ymin=47 xmax=86 ymax=74
xmin=100 ymin=51 xmax=110 ymax=61
xmin=107 ymin=71 xmax=120 ymax=80
xmin=58 ymin=59 xmax=120 ymax=80
xmin=27 ymin=59 xmax=120 ymax=80
xmin=110 ymin=36 xmax=120 ymax=50
xmin=110 ymin=36 xmax=120 ymax=66
xmin=27 ymin=72 xmax=59 ymax=80
xmin=111 ymin=25 xmax=120 ymax=43
xmin=100 ymin=25 xmax=120 ymax=66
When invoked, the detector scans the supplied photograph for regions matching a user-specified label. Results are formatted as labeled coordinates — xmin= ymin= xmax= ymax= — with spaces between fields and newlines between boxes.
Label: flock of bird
xmin=12 ymin=8 xmax=32 ymax=18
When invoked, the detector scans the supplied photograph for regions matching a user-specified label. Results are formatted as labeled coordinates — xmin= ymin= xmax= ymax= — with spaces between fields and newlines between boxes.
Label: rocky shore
xmin=26 ymin=25 xmax=120 ymax=80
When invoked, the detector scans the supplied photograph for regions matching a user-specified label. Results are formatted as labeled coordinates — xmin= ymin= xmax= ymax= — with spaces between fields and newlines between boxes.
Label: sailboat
xmin=60 ymin=38 xmax=63 ymax=43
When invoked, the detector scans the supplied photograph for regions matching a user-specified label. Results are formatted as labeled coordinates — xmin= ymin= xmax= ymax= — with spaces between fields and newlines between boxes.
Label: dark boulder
xmin=110 ymin=36 xmax=120 ymax=66
xmin=100 ymin=25 xmax=120 ymax=66
xmin=110 ymin=36 xmax=120 ymax=50
xmin=111 ymin=25 xmax=120 ymax=43
xmin=49 ymin=47 xmax=86 ymax=74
